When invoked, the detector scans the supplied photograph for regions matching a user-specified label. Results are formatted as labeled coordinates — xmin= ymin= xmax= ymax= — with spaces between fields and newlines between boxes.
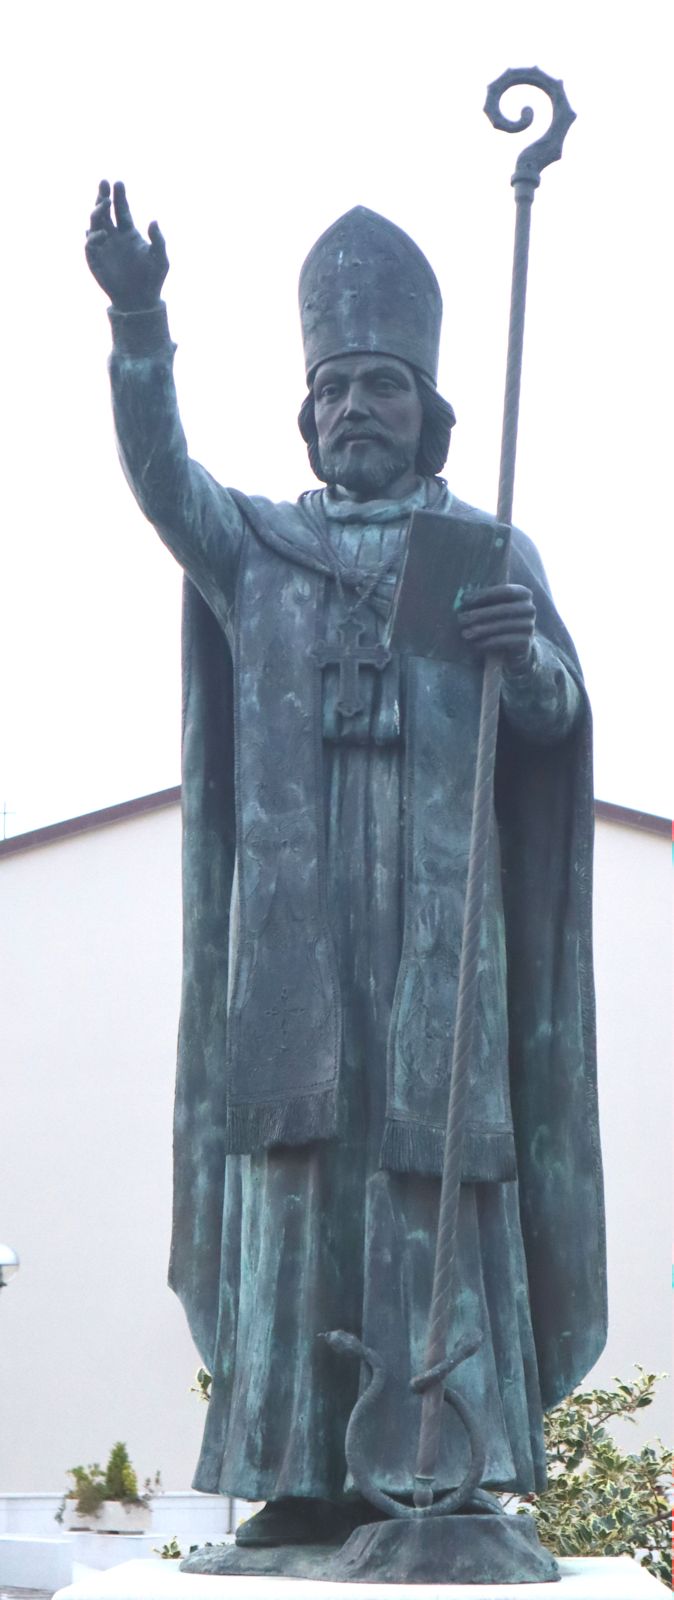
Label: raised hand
xmin=458 ymin=584 xmax=536 ymax=667
xmin=85 ymin=179 xmax=169 ymax=311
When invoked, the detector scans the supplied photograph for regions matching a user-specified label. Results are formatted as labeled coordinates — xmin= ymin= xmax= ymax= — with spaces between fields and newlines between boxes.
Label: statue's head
xmin=298 ymin=207 xmax=455 ymax=495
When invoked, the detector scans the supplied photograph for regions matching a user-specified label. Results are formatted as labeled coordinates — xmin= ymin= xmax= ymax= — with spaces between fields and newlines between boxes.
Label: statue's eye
xmin=317 ymin=383 xmax=340 ymax=403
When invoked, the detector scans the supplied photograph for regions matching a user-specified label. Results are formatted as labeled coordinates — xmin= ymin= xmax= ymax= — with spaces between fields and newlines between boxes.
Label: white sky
xmin=0 ymin=0 xmax=671 ymax=837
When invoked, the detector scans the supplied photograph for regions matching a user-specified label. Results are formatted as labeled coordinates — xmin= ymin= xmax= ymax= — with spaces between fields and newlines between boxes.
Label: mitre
xmin=299 ymin=206 xmax=443 ymax=386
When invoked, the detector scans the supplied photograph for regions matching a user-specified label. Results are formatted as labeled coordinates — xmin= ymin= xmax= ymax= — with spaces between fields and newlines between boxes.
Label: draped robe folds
xmin=108 ymin=302 xmax=607 ymax=1502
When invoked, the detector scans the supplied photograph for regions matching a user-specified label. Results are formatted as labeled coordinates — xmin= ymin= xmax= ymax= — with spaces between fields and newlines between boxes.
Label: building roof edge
xmin=0 ymin=787 xmax=181 ymax=859
xmin=0 ymin=786 xmax=669 ymax=860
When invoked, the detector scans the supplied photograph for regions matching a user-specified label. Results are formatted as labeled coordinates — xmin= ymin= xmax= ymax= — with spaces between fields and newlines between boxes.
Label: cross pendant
xmin=311 ymin=616 xmax=392 ymax=718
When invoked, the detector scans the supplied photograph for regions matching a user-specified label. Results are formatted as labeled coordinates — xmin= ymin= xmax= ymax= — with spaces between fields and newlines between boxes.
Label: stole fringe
xmin=379 ymin=1118 xmax=445 ymax=1176
xmin=225 ymin=1087 xmax=338 ymax=1154
xmin=380 ymin=1118 xmax=517 ymax=1181
xmin=224 ymin=1097 xmax=516 ymax=1180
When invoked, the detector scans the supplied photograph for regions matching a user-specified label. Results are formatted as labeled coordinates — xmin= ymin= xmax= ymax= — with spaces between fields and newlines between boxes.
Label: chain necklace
xmin=310 ymin=513 xmax=403 ymax=620
xmin=310 ymin=510 xmax=406 ymax=719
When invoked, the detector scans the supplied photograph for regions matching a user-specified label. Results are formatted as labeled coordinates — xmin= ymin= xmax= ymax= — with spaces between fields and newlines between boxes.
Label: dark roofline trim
xmin=593 ymin=800 xmax=670 ymax=839
xmin=0 ymin=786 xmax=670 ymax=861
xmin=0 ymin=787 xmax=181 ymax=859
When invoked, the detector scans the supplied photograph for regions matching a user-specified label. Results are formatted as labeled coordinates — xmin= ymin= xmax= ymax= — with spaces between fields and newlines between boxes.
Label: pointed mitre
xmin=299 ymin=206 xmax=442 ymax=386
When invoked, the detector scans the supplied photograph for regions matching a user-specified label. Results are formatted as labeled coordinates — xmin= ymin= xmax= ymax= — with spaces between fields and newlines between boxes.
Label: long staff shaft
xmin=497 ymin=191 xmax=533 ymax=526
xmin=413 ymin=67 xmax=576 ymax=1508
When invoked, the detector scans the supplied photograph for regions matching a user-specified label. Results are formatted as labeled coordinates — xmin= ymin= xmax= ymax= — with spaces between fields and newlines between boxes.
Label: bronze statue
xmin=86 ymin=179 xmax=605 ymax=1578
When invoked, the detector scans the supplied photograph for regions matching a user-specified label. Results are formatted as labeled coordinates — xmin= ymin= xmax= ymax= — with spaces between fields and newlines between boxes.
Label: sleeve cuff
xmin=108 ymin=301 xmax=175 ymax=357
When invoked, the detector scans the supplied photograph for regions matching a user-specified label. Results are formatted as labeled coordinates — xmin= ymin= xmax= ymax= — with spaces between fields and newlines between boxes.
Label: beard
xmin=317 ymin=435 xmax=417 ymax=498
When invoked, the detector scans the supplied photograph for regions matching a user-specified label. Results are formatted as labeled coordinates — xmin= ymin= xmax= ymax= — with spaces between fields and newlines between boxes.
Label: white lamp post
xmin=0 ymin=1242 xmax=20 ymax=1289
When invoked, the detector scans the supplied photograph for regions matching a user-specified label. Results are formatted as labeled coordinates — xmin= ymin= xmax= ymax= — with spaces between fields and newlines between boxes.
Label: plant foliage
xmin=156 ymin=1536 xmax=186 ymax=1560
xmin=190 ymin=1367 xmax=213 ymax=1403
xmin=56 ymin=1442 xmax=161 ymax=1521
xmin=513 ymin=1369 xmax=672 ymax=1588
xmin=155 ymin=1538 xmax=204 ymax=1559
xmin=104 ymin=1441 xmax=140 ymax=1502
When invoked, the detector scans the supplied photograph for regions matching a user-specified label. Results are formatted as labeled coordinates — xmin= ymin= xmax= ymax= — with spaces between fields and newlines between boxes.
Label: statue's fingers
xmin=462 ymin=583 xmax=532 ymax=609
xmin=148 ymin=220 xmax=169 ymax=270
xmin=89 ymin=194 xmax=113 ymax=235
xmin=113 ymin=179 xmax=135 ymax=233
xmin=461 ymin=604 xmax=534 ymax=624
xmin=460 ymin=602 xmax=535 ymax=628
xmin=463 ymin=619 xmax=534 ymax=641
xmin=471 ymin=632 xmax=532 ymax=654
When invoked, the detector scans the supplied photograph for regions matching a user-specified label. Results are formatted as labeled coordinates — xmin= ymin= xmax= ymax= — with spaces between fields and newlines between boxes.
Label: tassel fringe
xmin=225 ymin=1097 xmax=516 ymax=1179
xmin=225 ymin=1088 xmax=338 ymax=1153
xmin=380 ymin=1119 xmax=517 ymax=1181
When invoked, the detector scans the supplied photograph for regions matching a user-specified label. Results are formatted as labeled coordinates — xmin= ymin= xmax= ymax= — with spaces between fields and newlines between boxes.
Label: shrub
xmin=512 ymin=1369 xmax=672 ymax=1589
xmin=56 ymin=1442 xmax=161 ymax=1522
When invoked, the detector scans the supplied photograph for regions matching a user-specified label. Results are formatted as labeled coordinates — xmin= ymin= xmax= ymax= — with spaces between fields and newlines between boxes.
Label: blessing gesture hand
xmin=85 ymin=179 xmax=169 ymax=311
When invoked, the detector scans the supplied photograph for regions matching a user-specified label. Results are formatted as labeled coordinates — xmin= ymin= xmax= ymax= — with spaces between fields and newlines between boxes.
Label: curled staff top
xmin=484 ymin=66 xmax=576 ymax=188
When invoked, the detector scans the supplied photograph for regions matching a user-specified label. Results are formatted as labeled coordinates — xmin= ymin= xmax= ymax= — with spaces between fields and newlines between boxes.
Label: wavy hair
xmin=297 ymin=372 xmax=456 ymax=483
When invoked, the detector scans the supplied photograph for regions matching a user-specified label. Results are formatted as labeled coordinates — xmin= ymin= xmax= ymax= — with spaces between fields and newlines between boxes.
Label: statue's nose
xmin=343 ymin=385 xmax=369 ymax=418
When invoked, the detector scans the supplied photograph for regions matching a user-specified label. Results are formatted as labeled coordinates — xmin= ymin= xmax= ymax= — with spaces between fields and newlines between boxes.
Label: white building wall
xmin=0 ymin=806 xmax=204 ymax=1493
xmin=586 ymin=817 xmax=671 ymax=1449
xmin=0 ymin=801 xmax=670 ymax=1492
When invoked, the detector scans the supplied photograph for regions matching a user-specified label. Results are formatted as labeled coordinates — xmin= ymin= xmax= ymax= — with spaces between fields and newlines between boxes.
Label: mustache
xmin=333 ymin=427 xmax=389 ymax=446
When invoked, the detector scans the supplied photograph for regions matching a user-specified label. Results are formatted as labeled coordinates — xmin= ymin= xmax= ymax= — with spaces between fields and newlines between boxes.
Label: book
xmin=389 ymin=511 xmax=510 ymax=663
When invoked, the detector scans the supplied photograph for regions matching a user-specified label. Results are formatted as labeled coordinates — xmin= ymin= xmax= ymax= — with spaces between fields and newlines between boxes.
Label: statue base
xmin=180 ymin=1540 xmax=341 ymax=1578
xmin=325 ymin=1513 xmax=560 ymax=1584
xmin=181 ymin=1512 xmax=559 ymax=1584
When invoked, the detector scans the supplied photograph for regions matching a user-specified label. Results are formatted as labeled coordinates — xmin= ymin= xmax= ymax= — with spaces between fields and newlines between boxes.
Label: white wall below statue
xmin=0 ymin=1490 xmax=246 ymax=1592
xmin=0 ymin=802 xmax=200 ymax=1493
xmin=586 ymin=814 xmax=671 ymax=1449
xmin=0 ymin=795 xmax=670 ymax=1493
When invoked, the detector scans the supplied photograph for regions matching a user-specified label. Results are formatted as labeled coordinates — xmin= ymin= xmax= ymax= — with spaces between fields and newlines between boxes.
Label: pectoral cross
xmin=311 ymin=616 xmax=392 ymax=718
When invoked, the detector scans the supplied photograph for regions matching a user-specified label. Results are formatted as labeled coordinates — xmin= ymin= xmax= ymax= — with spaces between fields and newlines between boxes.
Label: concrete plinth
xmin=0 ymin=1533 xmax=72 ymax=1592
xmin=53 ymin=1553 xmax=670 ymax=1598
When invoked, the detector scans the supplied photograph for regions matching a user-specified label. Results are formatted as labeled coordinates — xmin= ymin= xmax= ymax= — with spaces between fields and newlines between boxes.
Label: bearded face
xmin=312 ymin=354 xmax=423 ymax=500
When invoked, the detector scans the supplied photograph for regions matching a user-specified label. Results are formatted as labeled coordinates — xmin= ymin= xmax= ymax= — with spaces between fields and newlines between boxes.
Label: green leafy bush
xmin=104 ymin=1441 xmax=140 ymax=1502
xmin=514 ymin=1369 xmax=672 ymax=1588
xmin=56 ymin=1442 xmax=161 ymax=1522
xmin=64 ymin=1462 xmax=107 ymax=1520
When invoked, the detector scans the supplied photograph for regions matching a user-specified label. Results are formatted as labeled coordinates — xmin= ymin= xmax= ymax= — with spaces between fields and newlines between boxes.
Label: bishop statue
xmin=86 ymin=184 xmax=606 ymax=1553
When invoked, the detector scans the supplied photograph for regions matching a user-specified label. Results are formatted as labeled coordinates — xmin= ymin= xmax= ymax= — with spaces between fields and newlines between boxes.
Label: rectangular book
xmin=388 ymin=511 xmax=511 ymax=663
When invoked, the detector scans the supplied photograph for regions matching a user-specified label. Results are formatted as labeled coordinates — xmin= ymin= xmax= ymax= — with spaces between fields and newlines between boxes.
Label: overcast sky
xmin=0 ymin=0 xmax=670 ymax=838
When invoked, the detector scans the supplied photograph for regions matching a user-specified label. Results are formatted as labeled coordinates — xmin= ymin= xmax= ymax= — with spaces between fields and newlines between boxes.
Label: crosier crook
xmin=326 ymin=66 xmax=577 ymax=1519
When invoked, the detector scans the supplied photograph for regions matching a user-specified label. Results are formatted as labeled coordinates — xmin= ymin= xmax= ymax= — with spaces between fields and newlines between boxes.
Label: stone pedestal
xmin=180 ymin=1514 xmax=559 ymax=1585
xmin=53 ymin=1553 xmax=669 ymax=1598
